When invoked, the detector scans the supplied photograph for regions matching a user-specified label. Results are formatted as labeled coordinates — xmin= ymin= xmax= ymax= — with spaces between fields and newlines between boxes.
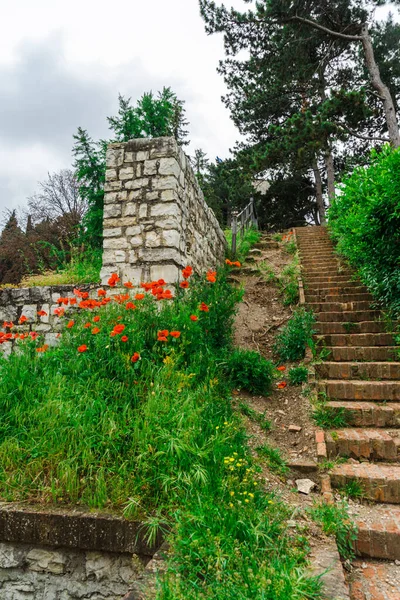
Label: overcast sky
xmin=0 ymin=0 xmax=250 ymax=216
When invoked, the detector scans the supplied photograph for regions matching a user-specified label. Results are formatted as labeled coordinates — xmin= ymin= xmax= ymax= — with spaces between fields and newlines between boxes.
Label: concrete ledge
xmin=0 ymin=503 xmax=164 ymax=557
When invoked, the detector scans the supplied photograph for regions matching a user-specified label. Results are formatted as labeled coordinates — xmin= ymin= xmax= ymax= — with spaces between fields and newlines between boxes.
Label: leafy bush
xmin=225 ymin=226 xmax=261 ymax=262
xmin=279 ymin=258 xmax=300 ymax=306
xmin=288 ymin=366 xmax=308 ymax=386
xmin=274 ymin=308 xmax=315 ymax=361
xmin=328 ymin=145 xmax=400 ymax=316
xmin=225 ymin=348 xmax=274 ymax=394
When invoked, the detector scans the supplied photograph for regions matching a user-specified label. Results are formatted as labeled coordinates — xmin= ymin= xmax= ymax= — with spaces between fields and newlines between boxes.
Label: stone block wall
xmin=101 ymin=136 xmax=226 ymax=285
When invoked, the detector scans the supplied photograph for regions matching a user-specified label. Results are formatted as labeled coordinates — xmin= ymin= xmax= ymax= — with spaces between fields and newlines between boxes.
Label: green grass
xmin=256 ymin=444 xmax=289 ymax=477
xmin=239 ymin=402 xmax=272 ymax=431
xmin=339 ymin=480 xmax=366 ymax=500
xmin=274 ymin=308 xmax=315 ymax=362
xmin=288 ymin=366 xmax=308 ymax=386
xmin=19 ymin=247 xmax=102 ymax=286
xmin=312 ymin=403 xmax=349 ymax=429
xmin=279 ymin=257 xmax=300 ymax=306
xmin=309 ymin=501 xmax=357 ymax=561
xmin=225 ymin=226 xmax=261 ymax=262
xmin=0 ymin=267 xmax=321 ymax=599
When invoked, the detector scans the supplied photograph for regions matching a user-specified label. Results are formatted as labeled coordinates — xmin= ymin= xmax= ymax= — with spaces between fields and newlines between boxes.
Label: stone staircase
xmin=296 ymin=226 xmax=400 ymax=598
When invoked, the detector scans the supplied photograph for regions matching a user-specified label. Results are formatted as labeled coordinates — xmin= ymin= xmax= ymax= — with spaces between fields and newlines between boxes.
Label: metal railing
xmin=231 ymin=197 xmax=258 ymax=255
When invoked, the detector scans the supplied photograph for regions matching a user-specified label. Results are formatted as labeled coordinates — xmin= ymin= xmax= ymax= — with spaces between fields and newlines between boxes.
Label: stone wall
xmin=0 ymin=504 xmax=163 ymax=599
xmin=0 ymin=284 xmax=98 ymax=356
xmin=0 ymin=542 xmax=143 ymax=599
xmin=101 ymin=136 xmax=226 ymax=285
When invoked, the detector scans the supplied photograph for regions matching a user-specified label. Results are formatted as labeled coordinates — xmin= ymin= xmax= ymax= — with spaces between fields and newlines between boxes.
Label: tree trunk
xmin=361 ymin=24 xmax=400 ymax=148
xmin=312 ymin=160 xmax=326 ymax=225
xmin=324 ymin=150 xmax=335 ymax=204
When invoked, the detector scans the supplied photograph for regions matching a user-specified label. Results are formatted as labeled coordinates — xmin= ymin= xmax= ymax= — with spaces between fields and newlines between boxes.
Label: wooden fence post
xmin=231 ymin=211 xmax=238 ymax=256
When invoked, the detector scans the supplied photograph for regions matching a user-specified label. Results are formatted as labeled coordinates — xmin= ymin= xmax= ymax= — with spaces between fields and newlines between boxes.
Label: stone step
xmin=347 ymin=559 xmax=400 ymax=599
xmin=330 ymin=462 xmax=400 ymax=503
xmin=316 ymin=361 xmax=400 ymax=380
xmin=317 ymin=333 xmax=396 ymax=347
xmin=349 ymin=505 xmax=400 ymax=561
xmin=315 ymin=321 xmax=385 ymax=335
xmin=302 ymin=270 xmax=352 ymax=278
xmin=316 ymin=311 xmax=380 ymax=323
xmin=325 ymin=429 xmax=400 ymax=461
xmin=318 ymin=379 xmax=400 ymax=401
xmin=308 ymin=301 xmax=373 ymax=312
xmin=300 ymin=253 xmax=336 ymax=259
xmin=254 ymin=241 xmax=279 ymax=250
xmin=326 ymin=346 xmax=399 ymax=362
xmin=326 ymin=401 xmax=400 ymax=428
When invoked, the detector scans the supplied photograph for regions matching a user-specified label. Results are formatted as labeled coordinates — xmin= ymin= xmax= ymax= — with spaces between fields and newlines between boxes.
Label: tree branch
xmin=338 ymin=123 xmax=389 ymax=142
xmin=286 ymin=15 xmax=363 ymax=41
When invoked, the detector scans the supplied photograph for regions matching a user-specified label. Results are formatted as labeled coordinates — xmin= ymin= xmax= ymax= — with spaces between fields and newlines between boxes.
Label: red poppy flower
xmin=67 ymin=320 xmax=74 ymax=329
xmin=126 ymin=302 xmax=136 ymax=310
xmin=91 ymin=327 xmax=100 ymax=335
xmin=135 ymin=293 xmax=145 ymax=300
xmin=97 ymin=289 xmax=107 ymax=297
xmin=113 ymin=324 xmax=125 ymax=334
xmin=199 ymin=302 xmax=209 ymax=312
xmin=78 ymin=344 xmax=88 ymax=353
xmin=157 ymin=335 xmax=168 ymax=342
xmin=225 ymin=259 xmax=233 ymax=266
xmin=36 ymin=344 xmax=49 ymax=353
xmin=158 ymin=330 xmax=169 ymax=337
xmin=131 ymin=352 xmax=140 ymax=363
xmin=180 ymin=280 xmax=189 ymax=289
xmin=3 ymin=321 xmax=13 ymax=329
xmin=123 ymin=281 xmax=134 ymax=289
xmin=121 ymin=335 xmax=128 ymax=342
xmin=277 ymin=381 xmax=287 ymax=389
xmin=190 ymin=315 xmax=198 ymax=322
xmin=160 ymin=290 xmax=173 ymax=300
xmin=29 ymin=331 xmax=39 ymax=340
xmin=277 ymin=366 xmax=286 ymax=372
xmin=182 ymin=266 xmax=193 ymax=279
xmin=54 ymin=308 xmax=65 ymax=317
xmin=232 ymin=261 xmax=241 ymax=267
xmin=93 ymin=316 xmax=100 ymax=322
xmin=84 ymin=322 xmax=92 ymax=329
xmin=170 ymin=331 xmax=181 ymax=338
xmin=37 ymin=310 xmax=47 ymax=317
xmin=19 ymin=315 xmax=28 ymax=324
xmin=108 ymin=273 xmax=120 ymax=287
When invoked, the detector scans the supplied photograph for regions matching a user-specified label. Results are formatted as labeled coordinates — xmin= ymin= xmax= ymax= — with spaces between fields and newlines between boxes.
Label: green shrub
xmin=256 ymin=444 xmax=289 ymax=476
xmin=225 ymin=226 xmax=261 ymax=262
xmin=225 ymin=349 xmax=274 ymax=395
xmin=328 ymin=145 xmax=400 ymax=316
xmin=274 ymin=308 xmax=315 ymax=361
xmin=288 ymin=366 xmax=308 ymax=386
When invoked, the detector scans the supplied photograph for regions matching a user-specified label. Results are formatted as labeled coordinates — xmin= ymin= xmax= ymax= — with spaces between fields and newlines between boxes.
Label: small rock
xmin=395 ymin=560 xmax=400 ymax=566
xmin=296 ymin=479 xmax=316 ymax=495
xmin=348 ymin=458 xmax=359 ymax=464
xmin=277 ymin=410 xmax=285 ymax=416
xmin=303 ymin=446 xmax=308 ymax=452
xmin=289 ymin=425 xmax=302 ymax=432
xmin=362 ymin=562 xmax=368 ymax=569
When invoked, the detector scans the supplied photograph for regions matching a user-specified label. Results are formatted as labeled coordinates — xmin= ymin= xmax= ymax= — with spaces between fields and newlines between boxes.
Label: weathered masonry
xmin=101 ymin=136 xmax=226 ymax=285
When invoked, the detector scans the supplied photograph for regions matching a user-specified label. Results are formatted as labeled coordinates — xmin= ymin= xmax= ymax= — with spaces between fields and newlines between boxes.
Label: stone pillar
xmin=101 ymin=137 xmax=226 ymax=285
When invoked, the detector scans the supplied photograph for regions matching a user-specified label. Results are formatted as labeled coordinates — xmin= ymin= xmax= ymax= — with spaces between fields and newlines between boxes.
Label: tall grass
xmin=0 ymin=266 xmax=321 ymax=598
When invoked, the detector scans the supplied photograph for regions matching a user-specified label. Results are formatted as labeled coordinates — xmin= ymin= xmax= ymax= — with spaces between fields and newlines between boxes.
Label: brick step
xmin=306 ymin=284 xmax=368 ymax=294
xmin=302 ymin=269 xmax=352 ymax=277
xmin=306 ymin=289 xmax=369 ymax=301
xmin=303 ymin=275 xmax=354 ymax=284
xmin=318 ymin=379 xmax=400 ymax=401
xmin=300 ymin=253 xmax=336 ymax=259
xmin=316 ymin=361 xmax=400 ymax=380
xmin=347 ymin=559 xmax=400 ymax=597
xmin=325 ymin=429 xmax=400 ymax=461
xmin=316 ymin=311 xmax=380 ymax=323
xmin=315 ymin=321 xmax=385 ymax=335
xmin=326 ymin=401 xmax=400 ymax=428
xmin=330 ymin=462 xmax=400 ymax=503
xmin=301 ymin=260 xmax=340 ymax=267
xmin=309 ymin=302 xmax=373 ymax=312
xmin=350 ymin=505 xmax=400 ymax=561
xmin=316 ymin=333 xmax=395 ymax=347
xmin=323 ymin=293 xmax=373 ymax=303
xmin=326 ymin=346 xmax=399 ymax=362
